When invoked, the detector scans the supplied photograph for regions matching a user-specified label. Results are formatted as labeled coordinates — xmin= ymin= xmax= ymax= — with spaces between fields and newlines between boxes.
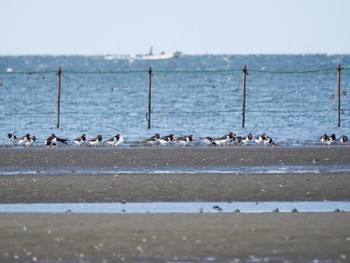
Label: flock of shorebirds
xmin=320 ymin=133 xmax=348 ymax=145
xmin=5 ymin=132 xmax=349 ymax=147
xmin=5 ymin=132 xmax=271 ymax=147
xmin=6 ymin=133 xmax=124 ymax=147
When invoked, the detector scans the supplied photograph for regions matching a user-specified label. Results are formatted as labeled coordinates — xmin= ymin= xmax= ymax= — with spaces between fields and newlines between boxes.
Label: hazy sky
xmin=1 ymin=0 xmax=349 ymax=55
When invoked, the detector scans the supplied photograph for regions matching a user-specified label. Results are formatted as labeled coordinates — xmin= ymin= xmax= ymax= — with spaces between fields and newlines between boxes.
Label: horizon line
xmin=0 ymin=52 xmax=350 ymax=57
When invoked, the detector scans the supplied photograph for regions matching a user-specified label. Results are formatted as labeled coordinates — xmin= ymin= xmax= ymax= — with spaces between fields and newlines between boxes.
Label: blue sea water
xmin=0 ymin=54 xmax=350 ymax=147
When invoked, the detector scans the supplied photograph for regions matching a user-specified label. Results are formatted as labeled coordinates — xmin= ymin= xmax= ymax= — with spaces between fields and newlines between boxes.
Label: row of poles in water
xmin=55 ymin=64 xmax=343 ymax=129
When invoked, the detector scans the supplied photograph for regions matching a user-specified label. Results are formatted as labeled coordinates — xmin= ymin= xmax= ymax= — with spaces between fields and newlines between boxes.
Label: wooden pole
xmin=337 ymin=64 xmax=341 ymax=127
xmin=56 ymin=66 xmax=62 ymax=128
xmin=148 ymin=66 xmax=152 ymax=129
xmin=242 ymin=65 xmax=247 ymax=128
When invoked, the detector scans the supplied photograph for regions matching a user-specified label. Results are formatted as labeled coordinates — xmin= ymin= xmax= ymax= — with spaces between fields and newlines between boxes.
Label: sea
xmin=0 ymin=54 xmax=350 ymax=147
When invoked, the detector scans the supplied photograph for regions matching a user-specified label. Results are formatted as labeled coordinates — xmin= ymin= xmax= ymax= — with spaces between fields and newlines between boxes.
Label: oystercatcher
xmin=241 ymin=133 xmax=253 ymax=145
xmin=255 ymin=134 xmax=267 ymax=145
xmin=320 ymin=134 xmax=329 ymax=145
xmin=177 ymin=134 xmax=195 ymax=146
xmin=264 ymin=135 xmax=276 ymax=148
xmin=145 ymin=133 xmax=160 ymax=146
xmin=213 ymin=132 xmax=235 ymax=146
xmin=158 ymin=134 xmax=176 ymax=146
xmin=73 ymin=134 xmax=87 ymax=147
xmin=25 ymin=135 xmax=36 ymax=146
xmin=49 ymin=134 xmax=69 ymax=147
xmin=106 ymin=134 xmax=125 ymax=146
xmin=89 ymin=135 xmax=103 ymax=146
xmin=17 ymin=134 xmax=30 ymax=146
xmin=7 ymin=133 xmax=17 ymax=145
xmin=325 ymin=134 xmax=336 ymax=145
xmin=339 ymin=135 xmax=348 ymax=145
xmin=202 ymin=136 xmax=215 ymax=146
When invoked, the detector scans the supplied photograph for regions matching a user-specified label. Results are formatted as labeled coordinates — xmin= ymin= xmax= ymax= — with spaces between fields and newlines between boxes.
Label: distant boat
xmin=103 ymin=51 xmax=182 ymax=61
xmin=103 ymin=55 xmax=117 ymax=60
xmin=136 ymin=51 xmax=182 ymax=61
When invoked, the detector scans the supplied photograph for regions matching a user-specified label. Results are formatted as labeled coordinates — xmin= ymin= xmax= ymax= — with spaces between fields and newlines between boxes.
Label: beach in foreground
xmin=0 ymin=147 xmax=349 ymax=262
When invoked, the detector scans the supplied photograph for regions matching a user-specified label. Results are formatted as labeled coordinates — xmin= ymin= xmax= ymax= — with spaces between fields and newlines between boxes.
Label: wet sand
xmin=1 ymin=146 xmax=350 ymax=168
xmin=0 ymin=147 xmax=350 ymax=262
xmin=1 ymin=213 xmax=349 ymax=262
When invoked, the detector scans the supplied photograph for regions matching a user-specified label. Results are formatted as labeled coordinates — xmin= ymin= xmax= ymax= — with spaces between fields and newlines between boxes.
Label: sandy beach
xmin=0 ymin=147 xmax=349 ymax=262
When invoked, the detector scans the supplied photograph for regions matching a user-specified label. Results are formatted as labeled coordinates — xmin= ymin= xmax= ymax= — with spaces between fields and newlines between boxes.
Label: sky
xmin=1 ymin=0 xmax=350 ymax=56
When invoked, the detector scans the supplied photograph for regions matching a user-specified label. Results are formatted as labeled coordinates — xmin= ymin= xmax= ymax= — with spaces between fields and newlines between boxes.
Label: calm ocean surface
xmin=0 ymin=54 xmax=350 ymax=147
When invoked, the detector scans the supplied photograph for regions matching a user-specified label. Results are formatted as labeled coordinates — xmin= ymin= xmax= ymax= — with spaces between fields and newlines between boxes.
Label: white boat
xmin=137 ymin=51 xmax=182 ymax=60
xmin=103 ymin=48 xmax=182 ymax=61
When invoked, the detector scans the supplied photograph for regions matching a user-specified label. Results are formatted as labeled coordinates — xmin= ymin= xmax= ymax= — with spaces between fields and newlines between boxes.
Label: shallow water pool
xmin=0 ymin=201 xmax=349 ymax=213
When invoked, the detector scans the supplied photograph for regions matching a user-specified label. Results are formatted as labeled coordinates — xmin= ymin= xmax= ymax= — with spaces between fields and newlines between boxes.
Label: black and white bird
xmin=320 ymin=133 xmax=329 ymax=145
xmin=325 ymin=133 xmax=336 ymax=145
xmin=264 ymin=135 xmax=276 ymax=148
xmin=17 ymin=134 xmax=31 ymax=146
xmin=339 ymin=135 xmax=348 ymax=145
xmin=88 ymin=135 xmax=103 ymax=146
xmin=7 ymin=133 xmax=17 ymax=145
xmin=230 ymin=133 xmax=249 ymax=146
xmin=240 ymin=133 xmax=253 ymax=145
xmin=145 ymin=133 xmax=160 ymax=146
xmin=254 ymin=133 xmax=275 ymax=147
xmin=157 ymin=134 xmax=176 ymax=146
xmin=73 ymin=134 xmax=88 ymax=147
xmin=213 ymin=132 xmax=235 ymax=146
xmin=106 ymin=134 xmax=125 ymax=146
xmin=46 ymin=134 xmax=69 ymax=147
xmin=45 ymin=136 xmax=53 ymax=147
xmin=25 ymin=135 xmax=36 ymax=146
xmin=255 ymin=133 xmax=267 ymax=145
xmin=177 ymin=134 xmax=195 ymax=146
xmin=328 ymin=133 xmax=336 ymax=145
xmin=52 ymin=134 xmax=69 ymax=146
xmin=202 ymin=136 xmax=215 ymax=146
